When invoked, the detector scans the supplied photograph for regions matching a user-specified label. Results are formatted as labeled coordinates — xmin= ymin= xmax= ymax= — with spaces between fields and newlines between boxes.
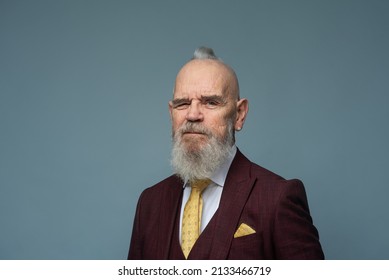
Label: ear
xmin=234 ymin=98 xmax=249 ymax=131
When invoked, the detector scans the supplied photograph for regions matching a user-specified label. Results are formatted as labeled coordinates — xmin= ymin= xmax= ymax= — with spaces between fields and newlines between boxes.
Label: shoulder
xmin=133 ymin=174 xmax=183 ymax=218
xmin=138 ymin=174 xmax=183 ymax=200
xmin=234 ymin=149 xmax=306 ymax=196
xmin=249 ymin=160 xmax=309 ymax=213
xmin=233 ymin=149 xmax=297 ymax=182
xmin=251 ymin=160 xmax=304 ymax=188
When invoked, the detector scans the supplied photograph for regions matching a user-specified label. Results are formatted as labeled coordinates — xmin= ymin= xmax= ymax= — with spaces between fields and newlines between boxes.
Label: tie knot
xmin=190 ymin=179 xmax=211 ymax=192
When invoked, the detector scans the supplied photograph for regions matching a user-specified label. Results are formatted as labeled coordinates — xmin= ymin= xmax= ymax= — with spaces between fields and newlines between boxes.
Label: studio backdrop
xmin=1 ymin=0 xmax=388 ymax=259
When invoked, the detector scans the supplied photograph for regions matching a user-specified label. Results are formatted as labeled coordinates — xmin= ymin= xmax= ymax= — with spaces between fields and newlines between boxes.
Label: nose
xmin=185 ymin=102 xmax=203 ymax=122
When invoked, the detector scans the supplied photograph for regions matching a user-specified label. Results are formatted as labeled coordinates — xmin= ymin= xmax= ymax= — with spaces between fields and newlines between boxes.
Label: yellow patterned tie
xmin=181 ymin=179 xmax=211 ymax=259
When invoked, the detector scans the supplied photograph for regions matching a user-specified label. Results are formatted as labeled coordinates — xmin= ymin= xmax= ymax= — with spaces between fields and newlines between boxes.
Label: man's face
xmin=169 ymin=60 xmax=240 ymax=153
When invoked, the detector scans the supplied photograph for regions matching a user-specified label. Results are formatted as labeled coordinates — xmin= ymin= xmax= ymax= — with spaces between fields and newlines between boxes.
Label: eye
xmin=202 ymin=96 xmax=225 ymax=109
xmin=207 ymin=100 xmax=219 ymax=106
xmin=172 ymin=100 xmax=191 ymax=110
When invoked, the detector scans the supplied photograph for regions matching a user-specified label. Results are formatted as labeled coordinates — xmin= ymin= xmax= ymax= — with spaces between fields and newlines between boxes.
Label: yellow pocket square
xmin=234 ymin=223 xmax=256 ymax=238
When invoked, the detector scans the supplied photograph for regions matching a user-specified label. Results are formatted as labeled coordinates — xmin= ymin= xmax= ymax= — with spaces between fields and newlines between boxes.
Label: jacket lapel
xmin=209 ymin=150 xmax=256 ymax=259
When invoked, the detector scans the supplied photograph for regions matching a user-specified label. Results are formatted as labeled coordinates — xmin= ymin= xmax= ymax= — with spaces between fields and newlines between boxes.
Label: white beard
xmin=170 ymin=121 xmax=235 ymax=182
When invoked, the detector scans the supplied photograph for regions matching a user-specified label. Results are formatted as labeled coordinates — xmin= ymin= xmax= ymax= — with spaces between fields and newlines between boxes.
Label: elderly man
xmin=128 ymin=47 xmax=324 ymax=260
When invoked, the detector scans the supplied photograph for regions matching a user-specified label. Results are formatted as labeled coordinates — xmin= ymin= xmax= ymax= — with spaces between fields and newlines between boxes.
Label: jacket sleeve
xmin=272 ymin=179 xmax=324 ymax=259
xmin=127 ymin=191 xmax=145 ymax=260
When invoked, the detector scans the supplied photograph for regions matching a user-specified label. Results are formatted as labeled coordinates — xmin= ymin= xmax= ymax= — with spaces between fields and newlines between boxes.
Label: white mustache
xmin=177 ymin=123 xmax=212 ymax=137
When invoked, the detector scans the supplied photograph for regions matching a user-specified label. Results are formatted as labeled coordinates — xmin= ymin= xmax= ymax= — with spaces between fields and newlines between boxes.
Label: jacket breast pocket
xmin=228 ymin=232 xmax=264 ymax=260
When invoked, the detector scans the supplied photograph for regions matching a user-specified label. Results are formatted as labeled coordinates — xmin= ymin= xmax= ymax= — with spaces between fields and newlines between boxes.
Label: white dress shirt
xmin=179 ymin=145 xmax=237 ymax=243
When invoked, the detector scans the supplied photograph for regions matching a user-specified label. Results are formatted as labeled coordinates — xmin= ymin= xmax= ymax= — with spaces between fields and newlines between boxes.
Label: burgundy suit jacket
xmin=128 ymin=150 xmax=324 ymax=259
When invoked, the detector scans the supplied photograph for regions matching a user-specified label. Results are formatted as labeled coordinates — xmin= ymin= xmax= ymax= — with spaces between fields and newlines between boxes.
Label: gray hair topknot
xmin=192 ymin=46 xmax=221 ymax=61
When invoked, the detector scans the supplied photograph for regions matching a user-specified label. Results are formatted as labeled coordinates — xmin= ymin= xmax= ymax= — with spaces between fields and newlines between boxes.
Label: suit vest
xmin=168 ymin=200 xmax=220 ymax=259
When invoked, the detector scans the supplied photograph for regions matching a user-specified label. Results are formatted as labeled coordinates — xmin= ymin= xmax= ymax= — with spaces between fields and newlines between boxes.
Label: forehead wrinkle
xmin=175 ymin=74 xmax=230 ymax=97
xmin=174 ymin=87 xmax=225 ymax=99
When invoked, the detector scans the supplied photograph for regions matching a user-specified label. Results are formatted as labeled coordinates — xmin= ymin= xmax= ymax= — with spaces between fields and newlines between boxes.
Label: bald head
xmin=174 ymin=47 xmax=240 ymax=101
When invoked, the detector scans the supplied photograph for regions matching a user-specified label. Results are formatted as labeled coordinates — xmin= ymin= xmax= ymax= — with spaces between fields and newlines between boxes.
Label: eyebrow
xmin=171 ymin=95 xmax=227 ymax=106
xmin=200 ymin=95 xmax=227 ymax=104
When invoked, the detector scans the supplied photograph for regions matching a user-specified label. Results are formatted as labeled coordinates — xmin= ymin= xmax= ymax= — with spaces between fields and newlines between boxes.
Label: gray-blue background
xmin=1 ymin=0 xmax=388 ymax=260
